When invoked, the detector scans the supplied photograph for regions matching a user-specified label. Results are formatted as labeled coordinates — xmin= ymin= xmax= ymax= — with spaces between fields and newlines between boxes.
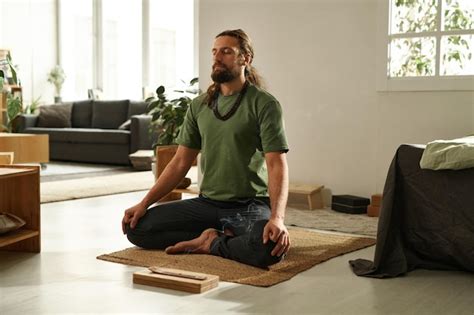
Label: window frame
xmin=376 ymin=0 xmax=474 ymax=91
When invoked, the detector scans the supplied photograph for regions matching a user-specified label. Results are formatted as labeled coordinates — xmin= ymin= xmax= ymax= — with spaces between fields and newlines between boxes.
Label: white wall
xmin=0 ymin=0 xmax=57 ymax=105
xmin=199 ymin=0 xmax=474 ymax=198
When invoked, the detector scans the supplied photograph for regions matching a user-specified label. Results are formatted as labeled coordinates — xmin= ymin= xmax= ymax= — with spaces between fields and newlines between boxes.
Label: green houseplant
xmin=146 ymin=77 xmax=199 ymax=147
xmin=47 ymin=65 xmax=66 ymax=103
xmin=0 ymin=52 xmax=23 ymax=133
xmin=146 ymin=78 xmax=200 ymax=198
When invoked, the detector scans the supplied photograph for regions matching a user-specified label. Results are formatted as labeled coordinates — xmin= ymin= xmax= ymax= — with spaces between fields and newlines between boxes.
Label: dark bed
xmin=350 ymin=144 xmax=474 ymax=278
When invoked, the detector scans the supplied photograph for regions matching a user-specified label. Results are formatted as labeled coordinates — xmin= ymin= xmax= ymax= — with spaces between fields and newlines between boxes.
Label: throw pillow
xmin=0 ymin=212 xmax=26 ymax=234
xmin=37 ymin=104 xmax=73 ymax=128
xmin=420 ymin=136 xmax=474 ymax=170
xmin=118 ymin=119 xmax=131 ymax=130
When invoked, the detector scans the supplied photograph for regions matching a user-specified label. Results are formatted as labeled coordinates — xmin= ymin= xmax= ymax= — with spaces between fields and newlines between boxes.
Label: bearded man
xmin=122 ymin=29 xmax=290 ymax=268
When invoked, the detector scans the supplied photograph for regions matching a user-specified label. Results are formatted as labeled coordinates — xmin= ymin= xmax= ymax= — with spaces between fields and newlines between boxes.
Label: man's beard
xmin=211 ymin=63 xmax=239 ymax=83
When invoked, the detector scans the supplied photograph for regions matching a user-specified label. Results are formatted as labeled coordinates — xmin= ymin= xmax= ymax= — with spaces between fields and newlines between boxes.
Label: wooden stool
xmin=288 ymin=183 xmax=324 ymax=210
xmin=0 ymin=152 xmax=14 ymax=164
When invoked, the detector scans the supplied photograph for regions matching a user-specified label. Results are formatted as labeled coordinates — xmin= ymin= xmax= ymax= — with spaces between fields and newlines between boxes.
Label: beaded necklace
xmin=211 ymin=81 xmax=249 ymax=121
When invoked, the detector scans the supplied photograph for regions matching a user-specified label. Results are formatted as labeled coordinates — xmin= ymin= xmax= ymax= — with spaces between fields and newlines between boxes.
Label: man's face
xmin=211 ymin=36 xmax=245 ymax=83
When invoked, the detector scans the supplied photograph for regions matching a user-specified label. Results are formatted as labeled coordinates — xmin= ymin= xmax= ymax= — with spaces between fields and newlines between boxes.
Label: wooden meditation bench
xmin=288 ymin=183 xmax=324 ymax=210
xmin=172 ymin=183 xmax=324 ymax=210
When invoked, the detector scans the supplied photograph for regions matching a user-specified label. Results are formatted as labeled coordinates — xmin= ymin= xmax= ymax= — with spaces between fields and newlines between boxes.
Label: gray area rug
xmin=40 ymin=161 xmax=132 ymax=182
xmin=285 ymin=207 xmax=378 ymax=237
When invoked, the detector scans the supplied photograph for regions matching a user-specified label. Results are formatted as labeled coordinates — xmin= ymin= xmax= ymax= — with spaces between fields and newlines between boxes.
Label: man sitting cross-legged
xmin=122 ymin=29 xmax=290 ymax=268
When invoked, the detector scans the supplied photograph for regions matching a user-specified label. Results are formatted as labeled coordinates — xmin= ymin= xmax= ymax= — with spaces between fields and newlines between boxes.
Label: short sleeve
xmin=258 ymin=100 xmax=289 ymax=153
xmin=176 ymin=102 xmax=201 ymax=150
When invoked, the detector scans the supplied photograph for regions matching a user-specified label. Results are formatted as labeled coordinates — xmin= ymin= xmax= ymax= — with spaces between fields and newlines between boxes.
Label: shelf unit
xmin=0 ymin=165 xmax=41 ymax=252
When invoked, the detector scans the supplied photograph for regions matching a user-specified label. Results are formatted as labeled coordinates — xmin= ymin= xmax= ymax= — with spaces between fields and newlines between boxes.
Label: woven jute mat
xmin=97 ymin=228 xmax=375 ymax=287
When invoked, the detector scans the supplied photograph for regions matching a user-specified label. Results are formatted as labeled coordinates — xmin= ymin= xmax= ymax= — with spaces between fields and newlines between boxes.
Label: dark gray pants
xmin=125 ymin=196 xmax=283 ymax=268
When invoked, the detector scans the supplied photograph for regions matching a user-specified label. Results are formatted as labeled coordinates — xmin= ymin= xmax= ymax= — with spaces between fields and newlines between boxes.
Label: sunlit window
xmin=149 ymin=0 xmax=195 ymax=91
xmin=388 ymin=0 xmax=473 ymax=77
xmin=59 ymin=0 xmax=195 ymax=100
xmin=59 ymin=0 xmax=93 ymax=100
xmin=103 ymin=0 xmax=142 ymax=99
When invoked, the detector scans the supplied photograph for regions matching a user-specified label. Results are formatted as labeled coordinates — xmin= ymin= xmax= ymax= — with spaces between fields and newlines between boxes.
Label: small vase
xmin=54 ymin=96 xmax=62 ymax=104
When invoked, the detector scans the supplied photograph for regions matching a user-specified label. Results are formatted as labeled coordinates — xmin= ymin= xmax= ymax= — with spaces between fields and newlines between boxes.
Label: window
xmin=377 ymin=0 xmax=474 ymax=91
xmin=59 ymin=0 xmax=94 ymax=100
xmin=148 ymin=0 xmax=195 ymax=92
xmin=102 ymin=0 xmax=142 ymax=99
xmin=59 ymin=0 xmax=195 ymax=100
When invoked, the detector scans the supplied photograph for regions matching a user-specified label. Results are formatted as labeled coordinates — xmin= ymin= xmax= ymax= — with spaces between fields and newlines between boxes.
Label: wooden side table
xmin=0 ymin=165 xmax=41 ymax=252
xmin=0 ymin=133 xmax=49 ymax=163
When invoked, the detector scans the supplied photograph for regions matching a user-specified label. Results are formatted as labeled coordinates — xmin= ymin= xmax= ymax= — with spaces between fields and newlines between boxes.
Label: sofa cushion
xmin=24 ymin=127 xmax=130 ymax=145
xmin=128 ymin=101 xmax=148 ymax=118
xmin=37 ymin=104 xmax=72 ymax=128
xmin=91 ymin=100 xmax=129 ymax=129
xmin=71 ymin=100 xmax=93 ymax=128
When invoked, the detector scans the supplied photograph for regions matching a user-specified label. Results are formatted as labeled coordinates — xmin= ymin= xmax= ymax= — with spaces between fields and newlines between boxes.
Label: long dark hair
xmin=205 ymin=29 xmax=264 ymax=106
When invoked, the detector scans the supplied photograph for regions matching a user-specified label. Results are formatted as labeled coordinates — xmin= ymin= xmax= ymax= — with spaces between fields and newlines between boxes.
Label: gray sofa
xmin=17 ymin=100 xmax=155 ymax=165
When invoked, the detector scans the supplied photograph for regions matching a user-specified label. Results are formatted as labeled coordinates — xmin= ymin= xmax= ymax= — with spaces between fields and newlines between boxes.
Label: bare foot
xmin=165 ymin=228 xmax=219 ymax=254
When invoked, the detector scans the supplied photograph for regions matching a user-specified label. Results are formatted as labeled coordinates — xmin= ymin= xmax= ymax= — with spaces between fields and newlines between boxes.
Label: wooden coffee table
xmin=0 ymin=133 xmax=49 ymax=164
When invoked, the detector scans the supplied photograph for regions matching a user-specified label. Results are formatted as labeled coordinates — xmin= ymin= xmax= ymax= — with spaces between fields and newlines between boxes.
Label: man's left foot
xmin=165 ymin=228 xmax=219 ymax=254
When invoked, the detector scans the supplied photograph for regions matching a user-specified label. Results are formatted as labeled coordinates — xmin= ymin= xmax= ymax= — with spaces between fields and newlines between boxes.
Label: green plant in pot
xmin=0 ymin=92 xmax=22 ymax=133
xmin=146 ymin=78 xmax=199 ymax=195
xmin=47 ymin=65 xmax=66 ymax=103
xmin=146 ymin=77 xmax=199 ymax=147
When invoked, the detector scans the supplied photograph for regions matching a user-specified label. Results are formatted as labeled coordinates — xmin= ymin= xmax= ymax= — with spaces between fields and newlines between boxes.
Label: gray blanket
xmin=350 ymin=144 xmax=474 ymax=278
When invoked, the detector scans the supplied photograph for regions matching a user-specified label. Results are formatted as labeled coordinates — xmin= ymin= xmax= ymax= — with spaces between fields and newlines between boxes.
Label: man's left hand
xmin=262 ymin=218 xmax=291 ymax=257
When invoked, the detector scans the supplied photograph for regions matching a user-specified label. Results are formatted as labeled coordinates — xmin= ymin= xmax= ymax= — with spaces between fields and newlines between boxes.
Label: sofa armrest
xmin=130 ymin=115 xmax=156 ymax=153
xmin=16 ymin=114 xmax=38 ymax=132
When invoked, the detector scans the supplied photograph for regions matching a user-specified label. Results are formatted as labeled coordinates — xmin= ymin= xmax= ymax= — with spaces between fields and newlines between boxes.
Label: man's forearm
xmin=139 ymin=145 xmax=199 ymax=208
xmin=266 ymin=153 xmax=289 ymax=221
xmin=140 ymin=157 xmax=189 ymax=208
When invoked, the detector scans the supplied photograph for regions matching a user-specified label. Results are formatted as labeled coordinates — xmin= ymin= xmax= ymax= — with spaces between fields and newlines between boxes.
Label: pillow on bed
xmin=420 ymin=136 xmax=474 ymax=170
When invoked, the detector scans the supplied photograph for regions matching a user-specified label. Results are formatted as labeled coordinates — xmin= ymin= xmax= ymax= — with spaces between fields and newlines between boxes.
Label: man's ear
xmin=239 ymin=54 xmax=252 ymax=66
xmin=244 ymin=54 xmax=252 ymax=66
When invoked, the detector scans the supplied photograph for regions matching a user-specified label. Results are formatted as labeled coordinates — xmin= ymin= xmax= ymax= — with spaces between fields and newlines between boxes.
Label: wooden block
xmin=371 ymin=194 xmax=383 ymax=207
xmin=367 ymin=204 xmax=380 ymax=217
xmin=133 ymin=268 xmax=219 ymax=294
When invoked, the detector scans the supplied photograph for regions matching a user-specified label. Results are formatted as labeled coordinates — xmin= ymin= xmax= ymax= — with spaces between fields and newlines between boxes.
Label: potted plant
xmin=146 ymin=77 xmax=199 ymax=147
xmin=47 ymin=65 xmax=66 ymax=103
xmin=146 ymin=78 xmax=200 ymax=200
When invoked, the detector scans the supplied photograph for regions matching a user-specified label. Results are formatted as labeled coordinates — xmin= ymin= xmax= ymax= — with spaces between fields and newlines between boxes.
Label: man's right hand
xmin=122 ymin=203 xmax=147 ymax=234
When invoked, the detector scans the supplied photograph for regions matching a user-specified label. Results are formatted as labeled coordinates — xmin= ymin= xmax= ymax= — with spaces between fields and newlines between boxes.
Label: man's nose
xmin=213 ymin=51 xmax=223 ymax=62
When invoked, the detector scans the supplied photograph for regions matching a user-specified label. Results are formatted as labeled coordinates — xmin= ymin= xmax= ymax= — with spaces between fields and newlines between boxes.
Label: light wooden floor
xmin=1 ymin=191 xmax=473 ymax=314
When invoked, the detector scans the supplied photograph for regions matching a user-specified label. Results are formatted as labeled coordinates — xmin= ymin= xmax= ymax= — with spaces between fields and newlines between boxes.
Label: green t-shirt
xmin=176 ymin=84 xmax=289 ymax=201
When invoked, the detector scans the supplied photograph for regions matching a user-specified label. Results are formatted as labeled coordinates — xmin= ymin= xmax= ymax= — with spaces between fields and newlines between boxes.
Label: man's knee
xmin=249 ymin=220 xmax=285 ymax=268
xmin=125 ymin=224 xmax=158 ymax=249
xmin=125 ymin=224 xmax=145 ymax=247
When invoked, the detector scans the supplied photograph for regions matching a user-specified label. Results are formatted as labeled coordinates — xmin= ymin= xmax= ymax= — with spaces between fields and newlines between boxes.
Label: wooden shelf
xmin=0 ymin=165 xmax=41 ymax=253
xmin=0 ymin=229 xmax=39 ymax=247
